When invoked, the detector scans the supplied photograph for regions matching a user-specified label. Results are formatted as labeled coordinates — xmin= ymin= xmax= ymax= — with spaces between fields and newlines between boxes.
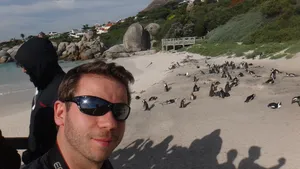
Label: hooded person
xmin=14 ymin=37 xmax=66 ymax=164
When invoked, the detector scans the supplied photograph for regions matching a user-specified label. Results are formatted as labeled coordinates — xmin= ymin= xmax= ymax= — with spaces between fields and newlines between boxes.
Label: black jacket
xmin=14 ymin=37 xmax=66 ymax=164
xmin=22 ymin=143 xmax=114 ymax=169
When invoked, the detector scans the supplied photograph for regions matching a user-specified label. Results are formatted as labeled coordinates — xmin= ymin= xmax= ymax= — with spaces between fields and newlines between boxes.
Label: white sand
xmin=2 ymin=51 xmax=300 ymax=168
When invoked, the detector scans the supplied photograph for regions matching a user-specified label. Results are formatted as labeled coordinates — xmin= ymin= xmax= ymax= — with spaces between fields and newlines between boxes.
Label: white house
xmin=69 ymin=29 xmax=85 ymax=38
xmin=95 ymin=22 xmax=114 ymax=35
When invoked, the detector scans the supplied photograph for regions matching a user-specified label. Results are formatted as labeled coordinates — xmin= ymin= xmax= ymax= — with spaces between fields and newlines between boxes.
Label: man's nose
xmin=97 ymin=111 xmax=118 ymax=130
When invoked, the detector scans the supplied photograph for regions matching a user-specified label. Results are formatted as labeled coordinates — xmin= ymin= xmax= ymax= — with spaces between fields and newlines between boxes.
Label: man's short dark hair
xmin=58 ymin=60 xmax=135 ymax=110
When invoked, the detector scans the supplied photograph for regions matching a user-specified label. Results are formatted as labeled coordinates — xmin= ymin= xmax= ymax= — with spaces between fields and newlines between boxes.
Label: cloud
xmin=0 ymin=0 xmax=151 ymax=41
xmin=0 ymin=0 xmax=128 ymax=15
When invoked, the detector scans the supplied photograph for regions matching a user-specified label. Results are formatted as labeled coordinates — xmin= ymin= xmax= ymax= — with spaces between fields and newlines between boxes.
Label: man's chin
xmin=88 ymin=150 xmax=112 ymax=163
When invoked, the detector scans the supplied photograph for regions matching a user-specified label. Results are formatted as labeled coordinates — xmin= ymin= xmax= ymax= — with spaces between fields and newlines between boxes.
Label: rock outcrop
xmin=7 ymin=45 xmax=20 ymax=60
xmin=0 ymin=50 xmax=12 ymax=63
xmin=57 ymin=32 xmax=105 ymax=61
xmin=145 ymin=23 xmax=160 ymax=39
xmin=123 ymin=23 xmax=151 ymax=52
xmin=0 ymin=21 xmax=156 ymax=64
xmin=102 ymin=44 xmax=130 ymax=59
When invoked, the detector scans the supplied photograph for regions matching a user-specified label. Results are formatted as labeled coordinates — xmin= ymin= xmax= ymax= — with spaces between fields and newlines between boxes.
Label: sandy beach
xmin=1 ymin=51 xmax=300 ymax=168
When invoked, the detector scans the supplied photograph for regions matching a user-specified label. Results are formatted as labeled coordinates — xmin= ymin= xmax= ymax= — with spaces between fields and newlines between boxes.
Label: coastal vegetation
xmin=100 ymin=0 xmax=300 ymax=59
xmin=2 ymin=0 xmax=300 ymax=59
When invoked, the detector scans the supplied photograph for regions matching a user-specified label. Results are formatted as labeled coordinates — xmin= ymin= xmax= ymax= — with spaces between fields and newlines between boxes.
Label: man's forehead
xmin=76 ymin=74 xmax=128 ymax=103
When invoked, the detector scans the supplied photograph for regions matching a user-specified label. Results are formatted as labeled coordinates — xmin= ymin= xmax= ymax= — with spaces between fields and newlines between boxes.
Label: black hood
xmin=15 ymin=37 xmax=63 ymax=90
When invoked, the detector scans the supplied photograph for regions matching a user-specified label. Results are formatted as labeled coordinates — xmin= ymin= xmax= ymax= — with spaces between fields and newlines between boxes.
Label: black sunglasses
xmin=63 ymin=96 xmax=130 ymax=121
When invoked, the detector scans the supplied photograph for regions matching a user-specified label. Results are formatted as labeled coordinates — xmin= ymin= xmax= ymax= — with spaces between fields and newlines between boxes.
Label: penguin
xmin=196 ymin=65 xmax=200 ymax=69
xmin=185 ymin=72 xmax=190 ymax=77
xmin=224 ymin=91 xmax=230 ymax=98
xmin=135 ymin=96 xmax=141 ymax=100
xmin=164 ymin=83 xmax=169 ymax=92
xmin=179 ymin=98 xmax=186 ymax=108
xmin=142 ymin=99 xmax=149 ymax=111
xmin=232 ymin=76 xmax=239 ymax=83
xmin=248 ymin=70 xmax=255 ymax=75
xmin=149 ymin=96 xmax=158 ymax=101
xmin=286 ymin=73 xmax=298 ymax=77
xmin=221 ymin=71 xmax=227 ymax=78
xmin=244 ymin=62 xmax=249 ymax=70
xmin=229 ymin=81 xmax=238 ymax=88
xmin=177 ymin=62 xmax=180 ymax=67
xmin=291 ymin=96 xmax=300 ymax=106
xmin=193 ymin=83 xmax=200 ymax=92
xmin=190 ymin=92 xmax=196 ymax=100
xmin=209 ymin=84 xmax=215 ymax=97
xmin=225 ymin=81 xmax=231 ymax=93
xmin=193 ymin=76 xmax=199 ymax=82
xmin=200 ymin=70 xmax=205 ymax=74
xmin=227 ymin=72 xmax=232 ymax=81
xmin=265 ymin=77 xmax=274 ymax=84
xmin=231 ymin=62 xmax=236 ymax=69
xmin=271 ymin=68 xmax=282 ymax=74
xmin=238 ymin=72 xmax=244 ymax=77
xmin=214 ymin=81 xmax=221 ymax=86
xmin=245 ymin=94 xmax=255 ymax=103
xmin=167 ymin=99 xmax=176 ymax=104
xmin=215 ymin=88 xmax=226 ymax=98
xmin=270 ymin=71 xmax=276 ymax=80
xmin=268 ymin=102 xmax=282 ymax=109
xmin=231 ymin=77 xmax=239 ymax=87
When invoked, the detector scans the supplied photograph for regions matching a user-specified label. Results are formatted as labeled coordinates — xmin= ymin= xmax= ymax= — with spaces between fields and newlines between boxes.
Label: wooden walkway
xmin=161 ymin=37 xmax=196 ymax=51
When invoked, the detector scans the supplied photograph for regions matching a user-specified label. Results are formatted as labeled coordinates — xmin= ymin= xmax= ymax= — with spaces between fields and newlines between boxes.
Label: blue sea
xmin=0 ymin=60 xmax=90 ymax=96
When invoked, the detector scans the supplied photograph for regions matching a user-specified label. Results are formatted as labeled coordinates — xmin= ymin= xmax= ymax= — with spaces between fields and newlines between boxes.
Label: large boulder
xmin=51 ymin=42 xmax=58 ymax=50
xmin=84 ymin=30 xmax=94 ymax=42
xmin=79 ymin=38 xmax=106 ymax=60
xmin=80 ymin=48 xmax=98 ymax=60
xmin=1 ymin=47 xmax=10 ymax=52
xmin=145 ymin=23 xmax=160 ymax=38
xmin=102 ymin=44 xmax=130 ymax=59
xmin=57 ymin=42 xmax=69 ymax=56
xmin=123 ymin=23 xmax=151 ymax=52
xmin=0 ymin=50 xmax=11 ymax=63
xmin=65 ymin=43 xmax=79 ymax=60
xmin=65 ymin=43 xmax=78 ymax=55
xmin=7 ymin=45 xmax=20 ymax=59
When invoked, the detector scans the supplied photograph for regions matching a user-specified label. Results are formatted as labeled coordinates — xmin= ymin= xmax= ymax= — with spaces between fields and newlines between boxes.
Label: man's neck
xmin=57 ymin=132 xmax=104 ymax=169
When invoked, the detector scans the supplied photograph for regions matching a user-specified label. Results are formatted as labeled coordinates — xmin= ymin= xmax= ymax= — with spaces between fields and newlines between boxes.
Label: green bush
xmin=206 ymin=10 xmax=265 ymax=43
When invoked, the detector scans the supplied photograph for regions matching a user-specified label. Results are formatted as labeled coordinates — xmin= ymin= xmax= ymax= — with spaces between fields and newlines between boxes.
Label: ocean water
xmin=0 ymin=60 xmax=89 ymax=97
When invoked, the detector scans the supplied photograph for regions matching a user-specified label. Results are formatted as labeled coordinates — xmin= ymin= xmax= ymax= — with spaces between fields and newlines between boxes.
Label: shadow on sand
xmin=110 ymin=129 xmax=286 ymax=169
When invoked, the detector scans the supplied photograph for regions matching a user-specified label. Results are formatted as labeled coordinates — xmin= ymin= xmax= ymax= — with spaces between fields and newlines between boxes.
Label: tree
xmin=20 ymin=33 xmax=25 ymax=41
xmin=82 ymin=24 xmax=90 ymax=31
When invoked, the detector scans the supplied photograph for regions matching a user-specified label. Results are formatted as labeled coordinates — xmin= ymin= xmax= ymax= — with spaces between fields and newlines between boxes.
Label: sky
xmin=0 ymin=0 xmax=151 ymax=41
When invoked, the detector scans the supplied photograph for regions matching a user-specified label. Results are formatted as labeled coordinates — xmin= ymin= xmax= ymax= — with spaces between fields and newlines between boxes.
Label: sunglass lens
xmin=79 ymin=97 xmax=108 ymax=116
xmin=112 ymin=104 xmax=130 ymax=121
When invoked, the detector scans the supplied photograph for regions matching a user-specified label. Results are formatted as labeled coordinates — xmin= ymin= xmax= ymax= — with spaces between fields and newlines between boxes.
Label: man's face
xmin=57 ymin=74 xmax=128 ymax=162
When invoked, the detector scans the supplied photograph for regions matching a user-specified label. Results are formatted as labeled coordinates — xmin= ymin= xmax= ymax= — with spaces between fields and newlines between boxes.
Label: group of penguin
xmin=206 ymin=60 xmax=300 ymax=109
xmin=141 ymin=57 xmax=300 ymax=111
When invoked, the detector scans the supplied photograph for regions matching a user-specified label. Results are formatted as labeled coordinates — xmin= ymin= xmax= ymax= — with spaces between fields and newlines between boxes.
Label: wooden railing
xmin=161 ymin=37 xmax=196 ymax=51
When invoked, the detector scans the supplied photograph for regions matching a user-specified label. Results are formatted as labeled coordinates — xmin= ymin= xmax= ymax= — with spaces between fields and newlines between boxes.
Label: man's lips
xmin=93 ymin=138 xmax=113 ymax=147
xmin=93 ymin=138 xmax=112 ymax=142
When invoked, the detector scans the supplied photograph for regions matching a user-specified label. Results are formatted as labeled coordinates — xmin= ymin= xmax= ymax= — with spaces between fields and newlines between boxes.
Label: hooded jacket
xmin=14 ymin=37 xmax=66 ymax=164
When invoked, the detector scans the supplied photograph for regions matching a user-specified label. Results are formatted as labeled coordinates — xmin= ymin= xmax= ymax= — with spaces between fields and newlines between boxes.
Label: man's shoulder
xmin=21 ymin=154 xmax=49 ymax=169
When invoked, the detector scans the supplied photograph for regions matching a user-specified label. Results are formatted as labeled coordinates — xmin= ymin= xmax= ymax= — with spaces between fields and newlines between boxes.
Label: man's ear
xmin=54 ymin=100 xmax=66 ymax=127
